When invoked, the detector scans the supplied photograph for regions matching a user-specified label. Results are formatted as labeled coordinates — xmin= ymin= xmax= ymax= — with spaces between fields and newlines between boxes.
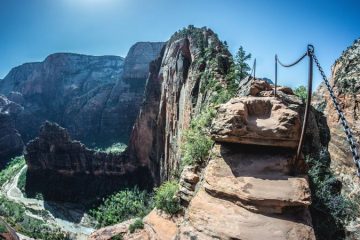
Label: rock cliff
xmin=90 ymin=79 xmax=321 ymax=240
xmin=25 ymin=121 xmax=152 ymax=202
xmin=0 ymin=42 xmax=164 ymax=147
xmin=128 ymin=27 xmax=234 ymax=184
xmin=0 ymin=95 xmax=24 ymax=167
xmin=314 ymin=38 xmax=360 ymax=236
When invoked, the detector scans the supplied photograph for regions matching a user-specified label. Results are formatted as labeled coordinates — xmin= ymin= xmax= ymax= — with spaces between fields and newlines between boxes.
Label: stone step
xmin=203 ymin=144 xmax=311 ymax=213
xmin=211 ymin=96 xmax=302 ymax=148
xmin=181 ymin=189 xmax=315 ymax=240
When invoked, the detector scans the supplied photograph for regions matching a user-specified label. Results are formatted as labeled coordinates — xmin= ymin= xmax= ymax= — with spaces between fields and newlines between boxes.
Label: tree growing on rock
xmin=235 ymin=46 xmax=252 ymax=80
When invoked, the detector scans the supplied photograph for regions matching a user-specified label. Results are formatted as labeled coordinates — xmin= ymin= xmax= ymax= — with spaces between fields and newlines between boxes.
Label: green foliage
xmin=235 ymin=46 xmax=251 ymax=80
xmin=89 ymin=187 xmax=153 ymax=228
xmin=0 ymin=156 xmax=25 ymax=187
xmin=294 ymin=85 xmax=308 ymax=101
xmin=154 ymin=181 xmax=181 ymax=215
xmin=111 ymin=234 xmax=123 ymax=240
xmin=129 ymin=218 xmax=144 ymax=233
xmin=0 ymin=197 xmax=67 ymax=239
xmin=95 ymin=142 xmax=127 ymax=154
xmin=306 ymin=151 xmax=358 ymax=240
xmin=0 ymin=223 xmax=7 ymax=233
xmin=0 ymin=197 xmax=25 ymax=224
xmin=182 ymin=108 xmax=215 ymax=166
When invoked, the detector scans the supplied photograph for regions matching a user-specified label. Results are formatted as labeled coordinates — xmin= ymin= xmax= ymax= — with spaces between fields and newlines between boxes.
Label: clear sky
xmin=0 ymin=0 xmax=359 ymax=89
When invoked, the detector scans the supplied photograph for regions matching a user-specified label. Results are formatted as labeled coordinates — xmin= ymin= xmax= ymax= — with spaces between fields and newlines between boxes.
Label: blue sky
xmin=0 ymin=0 xmax=359 ymax=89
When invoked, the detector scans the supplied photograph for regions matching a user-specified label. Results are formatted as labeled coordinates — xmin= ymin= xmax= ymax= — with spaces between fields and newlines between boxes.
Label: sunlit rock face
xmin=0 ymin=95 xmax=24 ymax=167
xmin=0 ymin=42 xmax=164 ymax=147
xmin=128 ymin=27 xmax=233 ymax=184
xmin=314 ymin=38 xmax=360 ymax=237
xmin=25 ymin=121 xmax=152 ymax=202
xmin=314 ymin=39 xmax=360 ymax=193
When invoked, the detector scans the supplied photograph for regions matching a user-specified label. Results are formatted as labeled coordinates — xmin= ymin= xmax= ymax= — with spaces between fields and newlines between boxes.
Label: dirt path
xmin=1 ymin=166 xmax=95 ymax=240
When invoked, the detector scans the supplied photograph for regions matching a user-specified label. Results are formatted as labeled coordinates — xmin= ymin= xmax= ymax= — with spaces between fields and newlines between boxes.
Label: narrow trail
xmin=1 ymin=165 xmax=95 ymax=240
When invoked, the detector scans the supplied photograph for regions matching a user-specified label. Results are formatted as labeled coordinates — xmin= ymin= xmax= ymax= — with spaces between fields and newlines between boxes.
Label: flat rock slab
xmin=204 ymin=144 xmax=311 ymax=213
xmin=211 ymin=96 xmax=301 ymax=148
xmin=187 ymin=189 xmax=315 ymax=240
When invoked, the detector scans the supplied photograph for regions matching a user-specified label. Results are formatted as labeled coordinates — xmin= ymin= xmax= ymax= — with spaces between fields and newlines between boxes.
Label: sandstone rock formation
xmin=313 ymin=38 xmax=360 ymax=237
xmin=210 ymin=96 xmax=302 ymax=148
xmin=90 ymin=78 xmax=317 ymax=240
xmin=128 ymin=27 xmax=233 ymax=184
xmin=25 ymin=121 xmax=152 ymax=202
xmin=0 ymin=42 xmax=164 ymax=147
xmin=0 ymin=95 xmax=24 ymax=167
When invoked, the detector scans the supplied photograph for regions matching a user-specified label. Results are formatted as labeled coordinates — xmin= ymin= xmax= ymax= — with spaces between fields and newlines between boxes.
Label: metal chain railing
xmin=312 ymin=53 xmax=360 ymax=176
xmin=275 ymin=45 xmax=360 ymax=176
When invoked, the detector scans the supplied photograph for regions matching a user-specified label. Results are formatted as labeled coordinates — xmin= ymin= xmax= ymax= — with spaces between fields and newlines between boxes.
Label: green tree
xmin=235 ymin=46 xmax=252 ymax=80
xmin=294 ymin=85 xmax=307 ymax=101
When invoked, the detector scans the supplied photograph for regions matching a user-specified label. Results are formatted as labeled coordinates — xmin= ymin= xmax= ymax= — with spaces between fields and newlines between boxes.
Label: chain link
xmin=312 ymin=53 xmax=360 ymax=176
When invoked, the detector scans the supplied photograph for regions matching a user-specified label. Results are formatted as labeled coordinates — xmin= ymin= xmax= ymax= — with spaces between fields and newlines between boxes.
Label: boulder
xmin=211 ymin=96 xmax=302 ymax=148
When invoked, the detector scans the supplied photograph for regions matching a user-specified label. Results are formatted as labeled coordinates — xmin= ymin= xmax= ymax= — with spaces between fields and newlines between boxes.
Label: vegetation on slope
xmin=0 ymin=156 xmax=25 ymax=187
xmin=154 ymin=180 xmax=181 ymax=215
xmin=89 ymin=187 xmax=153 ymax=227
xmin=306 ymin=151 xmax=358 ymax=240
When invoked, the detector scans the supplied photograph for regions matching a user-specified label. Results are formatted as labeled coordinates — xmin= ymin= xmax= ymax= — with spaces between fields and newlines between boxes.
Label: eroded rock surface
xmin=211 ymin=96 xmax=302 ymax=148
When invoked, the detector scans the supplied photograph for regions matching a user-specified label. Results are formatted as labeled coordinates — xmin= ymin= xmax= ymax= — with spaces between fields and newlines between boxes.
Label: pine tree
xmin=235 ymin=46 xmax=251 ymax=80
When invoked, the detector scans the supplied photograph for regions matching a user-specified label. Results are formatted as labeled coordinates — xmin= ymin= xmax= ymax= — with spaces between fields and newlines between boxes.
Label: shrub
xmin=293 ymin=85 xmax=307 ymax=101
xmin=129 ymin=218 xmax=144 ymax=233
xmin=89 ymin=187 xmax=153 ymax=228
xmin=111 ymin=234 xmax=123 ymax=240
xmin=306 ymin=150 xmax=358 ymax=240
xmin=181 ymin=108 xmax=215 ymax=166
xmin=0 ymin=223 xmax=7 ymax=233
xmin=154 ymin=181 xmax=181 ymax=215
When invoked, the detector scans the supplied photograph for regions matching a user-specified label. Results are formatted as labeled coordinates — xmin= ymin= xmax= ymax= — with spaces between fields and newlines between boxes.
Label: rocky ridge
xmin=0 ymin=42 xmax=164 ymax=147
xmin=128 ymin=27 xmax=234 ymax=184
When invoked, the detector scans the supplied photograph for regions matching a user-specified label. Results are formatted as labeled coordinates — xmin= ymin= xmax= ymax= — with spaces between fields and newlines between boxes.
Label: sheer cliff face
xmin=0 ymin=42 xmax=164 ymax=147
xmin=315 ymin=39 xmax=360 ymax=193
xmin=128 ymin=29 xmax=232 ymax=184
xmin=0 ymin=95 xmax=24 ymax=167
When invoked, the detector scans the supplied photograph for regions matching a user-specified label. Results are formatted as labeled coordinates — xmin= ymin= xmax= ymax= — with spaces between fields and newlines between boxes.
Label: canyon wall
xmin=314 ymin=39 xmax=360 ymax=196
xmin=0 ymin=95 xmax=24 ymax=167
xmin=25 ymin=121 xmax=152 ymax=202
xmin=0 ymin=42 xmax=164 ymax=147
xmin=128 ymin=27 xmax=233 ymax=184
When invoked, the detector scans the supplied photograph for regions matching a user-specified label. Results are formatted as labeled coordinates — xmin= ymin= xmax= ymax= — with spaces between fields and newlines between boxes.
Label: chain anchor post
xmin=274 ymin=55 xmax=278 ymax=97
xmin=295 ymin=44 xmax=314 ymax=162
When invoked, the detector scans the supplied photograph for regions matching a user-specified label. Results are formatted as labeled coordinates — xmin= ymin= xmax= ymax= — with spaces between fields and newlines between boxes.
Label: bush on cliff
xmin=154 ymin=180 xmax=181 ymax=215
xmin=182 ymin=108 xmax=215 ymax=166
xmin=306 ymin=151 xmax=358 ymax=240
xmin=89 ymin=187 xmax=152 ymax=227
xmin=293 ymin=85 xmax=307 ymax=101
xmin=129 ymin=218 xmax=144 ymax=233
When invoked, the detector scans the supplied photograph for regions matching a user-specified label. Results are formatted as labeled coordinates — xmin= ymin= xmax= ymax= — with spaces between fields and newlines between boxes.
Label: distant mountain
xmin=0 ymin=42 xmax=164 ymax=147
